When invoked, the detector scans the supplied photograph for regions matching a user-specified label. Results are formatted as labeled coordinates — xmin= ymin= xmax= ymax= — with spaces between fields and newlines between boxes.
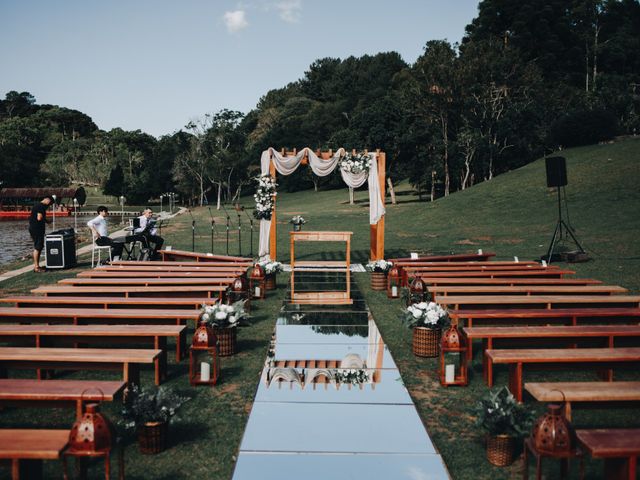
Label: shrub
xmin=549 ymin=108 xmax=618 ymax=148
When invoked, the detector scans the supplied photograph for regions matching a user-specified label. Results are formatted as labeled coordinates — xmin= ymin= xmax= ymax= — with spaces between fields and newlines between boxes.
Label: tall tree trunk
xmin=216 ymin=182 xmax=222 ymax=210
xmin=430 ymin=170 xmax=436 ymax=202
xmin=592 ymin=24 xmax=599 ymax=92
xmin=199 ymin=175 xmax=204 ymax=207
xmin=441 ymin=113 xmax=450 ymax=196
xmin=387 ymin=177 xmax=396 ymax=205
xmin=585 ymin=39 xmax=590 ymax=92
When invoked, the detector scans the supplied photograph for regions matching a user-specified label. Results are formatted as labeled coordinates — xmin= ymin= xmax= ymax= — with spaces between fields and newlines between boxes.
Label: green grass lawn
xmin=0 ymin=137 xmax=639 ymax=479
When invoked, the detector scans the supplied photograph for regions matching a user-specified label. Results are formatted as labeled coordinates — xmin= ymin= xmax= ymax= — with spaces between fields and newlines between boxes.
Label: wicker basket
xmin=486 ymin=434 xmax=515 ymax=466
xmin=138 ymin=421 xmax=168 ymax=455
xmin=212 ymin=326 xmax=237 ymax=356
xmin=370 ymin=272 xmax=387 ymax=291
xmin=265 ymin=274 xmax=276 ymax=290
xmin=412 ymin=327 xmax=441 ymax=357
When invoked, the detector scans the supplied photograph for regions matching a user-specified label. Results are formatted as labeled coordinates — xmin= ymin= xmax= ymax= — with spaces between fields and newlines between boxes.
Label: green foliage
xmin=120 ymin=385 xmax=190 ymax=431
xmin=550 ymin=108 xmax=619 ymax=148
xmin=472 ymin=387 xmax=536 ymax=437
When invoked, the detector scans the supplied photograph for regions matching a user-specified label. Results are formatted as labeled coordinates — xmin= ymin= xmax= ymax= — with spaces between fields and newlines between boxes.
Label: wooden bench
xmin=438 ymin=295 xmax=640 ymax=310
xmin=80 ymin=268 xmax=248 ymax=278
xmin=31 ymin=285 xmax=227 ymax=299
xmin=450 ymin=307 xmax=640 ymax=327
xmin=525 ymin=381 xmax=640 ymax=421
xmin=0 ymin=378 xmax=125 ymax=418
xmin=464 ymin=325 xmax=640 ymax=380
xmin=430 ymin=285 xmax=627 ymax=300
xmin=58 ymin=276 xmax=238 ymax=286
xmin=158 ymin=250 xmax=251 ymax=262
xmin=389 ymin=252 xmax=496 ymax=262
xmin=576 ymin=428 xmax=640 ymax=480
xmin=485 ymin=347 xmax=640 ymax=401
xmin=402 ymin=266 xmax=572 ymax=286
xmin=0 ymin=295 xmax=215 ymax=310
xmin=0 ymin=347 xmax=161 ymax=386
xmin=111 ymin=259 xmax=252 ymax=267
xmin=419 ymin=277 xmax=603 ymax=286
xmin=0 ymin=324 xmax=187 ymax=383
xmin=0 ymin=429 xmax=69 ymax=480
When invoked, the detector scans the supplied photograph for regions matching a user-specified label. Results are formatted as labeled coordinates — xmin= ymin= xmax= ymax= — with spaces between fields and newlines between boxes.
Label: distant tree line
xmin=1 ymin=0 xmax=638 ymax=205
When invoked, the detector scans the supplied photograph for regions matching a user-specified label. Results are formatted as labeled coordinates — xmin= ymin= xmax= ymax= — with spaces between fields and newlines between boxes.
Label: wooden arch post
xmin=268 ymin=149 xmax=386 ymax=261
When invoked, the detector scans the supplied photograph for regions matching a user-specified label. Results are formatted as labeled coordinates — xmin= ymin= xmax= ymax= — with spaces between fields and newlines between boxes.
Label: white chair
xmin=90 ymin=232 xmax=112 ymax=268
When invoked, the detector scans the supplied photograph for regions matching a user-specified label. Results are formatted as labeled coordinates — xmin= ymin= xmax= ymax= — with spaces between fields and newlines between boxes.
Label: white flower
xmin=417 ymin=302 xmax=429 ymax=310
xmin=425 ymin=310 xmax=440 ymax=324
xmin=201 ymin=313 xmax=210 ymax=322
xmin=215 ymin=311 xmax=227 ymax=320
xmin=411 ymin=308 xmax=422 ymax=319
xmin=228 ymin=315 xmax=237 ymax=324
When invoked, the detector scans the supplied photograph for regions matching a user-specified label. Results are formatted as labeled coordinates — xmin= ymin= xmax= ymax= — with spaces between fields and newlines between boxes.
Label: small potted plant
xmin=121 ymin=385 xmax=189 ymax=455
xmin=402 ymin=301 xmax=448 ymax=357
xmin=257 ymin=259 xmax=283 ymax=290
xmin=200 ymin=300 xmax=250 ymax=356
xmin=365 ymin=259 xmax=393 ymax=290
xmin=472 ymin=386 xmax=535 ymax=466
xmin=290 ymin=215 xmax=306 ymax=232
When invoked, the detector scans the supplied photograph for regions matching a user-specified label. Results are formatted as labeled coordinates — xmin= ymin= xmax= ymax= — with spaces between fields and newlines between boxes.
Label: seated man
xmin=134 ymin=208 xmax=164 ymax=259
xmin=87 ymin=206 xmax=124 ymax=262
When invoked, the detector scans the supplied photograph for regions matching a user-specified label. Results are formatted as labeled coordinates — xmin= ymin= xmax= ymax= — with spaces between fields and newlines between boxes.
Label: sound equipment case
xmin=45 ymin=228 xmax=77 ymax=269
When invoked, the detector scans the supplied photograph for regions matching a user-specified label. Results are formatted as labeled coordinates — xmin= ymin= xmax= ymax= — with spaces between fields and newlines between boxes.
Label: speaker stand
xmin=543 ymin=187 xmax=586 ymax=263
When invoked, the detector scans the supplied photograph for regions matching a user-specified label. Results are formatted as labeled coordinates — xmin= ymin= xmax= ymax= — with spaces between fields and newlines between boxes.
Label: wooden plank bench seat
xmin=430 ymin=285 xmax=627 ymax=300
xmin=58 ymin=276 xmax=238 ymax=286
xmin=111 ymin=259 xmax=252 ymax=267
xmin=0 ymin=378 xmax=125 ymax=418
xmin=420 ymin=277 xmax=603 ymax=286
xmin=0 ymin=347 xmax=161 ymax=386
xmin=0 ymin=295 xmax=215 ymax=310
xmin=394 ymin=260 xmax=531 ymax=267
xmin=401 ymin=266 xmax=573 ymax=285
xmin=0 ymin=323 xmax=187 ymax=382
xmin=404 ymin=264 xmax=557 ymax=272
xmin=464 ymin=325 xmax=640 ymax=380
xmin=450 ymin=307 xmax=640 ymax=327
xmin=389 ymin=252 xmax=496 ymax=262
xmin=158 ymin=250 xmax=251 ymax=262
xmin=31 ymin=285 xmax=227 ymax=299
xmin=525 ymin=381 xmax=640 ymax=421
xmin=0 ymin=429 xmax=69 ymax=480
xmin=80 ymin=268 xmax=248 ymax=278
xmin=576 ymin=428 xmax=640 ymax=480
xmin=438 ymin=295 xmax=640 ymax=310
xmin=485 ymin=347 xmax=640 ymax=401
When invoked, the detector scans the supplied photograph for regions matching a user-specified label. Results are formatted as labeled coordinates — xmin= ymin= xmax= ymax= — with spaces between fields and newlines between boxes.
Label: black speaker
xmin=545 ymin=156 xmax=567 ymax=187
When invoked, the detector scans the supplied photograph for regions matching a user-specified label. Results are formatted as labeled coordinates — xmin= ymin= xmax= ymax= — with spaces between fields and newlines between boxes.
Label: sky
xmin=0 ymin=0 xmax=480 ymax=138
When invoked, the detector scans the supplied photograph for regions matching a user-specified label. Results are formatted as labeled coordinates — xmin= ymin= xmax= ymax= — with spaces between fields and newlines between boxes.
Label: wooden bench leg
xmin=509 ymin=362 xmax=524 ymax=402
xmin=485 ymin=352 xmax=494 ymax=387
xmin=177 ymin=331 xmax=186 ymax=361
xmin=123 ymin=363 xmax=140 ymax=391
xmin=604 ymin=456 xmax=635 ymax=480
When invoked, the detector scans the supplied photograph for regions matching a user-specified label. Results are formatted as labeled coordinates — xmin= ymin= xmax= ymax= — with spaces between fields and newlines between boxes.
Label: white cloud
xmin=223 ymin=10 xmax=249 ymax=33
xmin=276 ymin=0 xmax=301 ymax=23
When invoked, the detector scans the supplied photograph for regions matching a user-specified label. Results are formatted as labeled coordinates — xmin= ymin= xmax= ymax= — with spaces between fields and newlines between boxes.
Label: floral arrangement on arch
xmin=339 ymin=152 xmax=372 ymax=175
xmin=402 ymin=301 xmax=449 ymax=330
xmin=365 ymin=259 xmax=393 ymax=273
xmin=200 ymin=300 xmax=250 ymax=328
xmin=289 ymin=215 xmax=306 ymax=226
xmin=257 ymin=259 xmax=283 ymax=275
xmin=253 ymin=174 xmax=277 ymax=220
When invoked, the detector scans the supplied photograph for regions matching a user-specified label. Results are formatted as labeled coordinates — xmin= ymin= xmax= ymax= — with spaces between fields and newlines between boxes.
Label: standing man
xmin=87 ymin=206 xmax=124 ymax=262
xmin=135 ymin=208 xmax=164 ymax=259
xmin=28 ymin=195 xmax=53 ymax=272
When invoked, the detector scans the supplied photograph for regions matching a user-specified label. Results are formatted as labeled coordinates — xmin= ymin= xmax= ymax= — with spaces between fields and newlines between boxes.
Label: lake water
xmin=0 ymin=216 xmax=118 ymax=266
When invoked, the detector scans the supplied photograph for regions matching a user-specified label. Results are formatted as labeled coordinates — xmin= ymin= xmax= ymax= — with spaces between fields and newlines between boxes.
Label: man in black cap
xmin=28 ymin=195 xmax=53 ymax=272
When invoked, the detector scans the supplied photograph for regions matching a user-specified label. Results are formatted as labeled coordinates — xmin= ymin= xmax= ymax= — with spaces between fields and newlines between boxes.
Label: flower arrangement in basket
xmin=256 ymin=259 xmax=284 ymax=275
xmin=365 ymin=259 xmax=393 ymax=273
xmin=253 ymin=174 xmax=277 ymax=220
xmin=200 ymin=300 xmax=250 ymax=328
xmin=120 ymin=385 xmax=190 ymax=454
xmin=334 ymin=368 xmax=370 ymax=385
xmin=339 ymin=152 xmax=372 ymax=174
xmin=472 ymin=386 xmax=535 ymax=466
xmin=402 ymin=301 xmax=449 ymax=357
xmin=289 ymin=215 xmax=306 ymax=226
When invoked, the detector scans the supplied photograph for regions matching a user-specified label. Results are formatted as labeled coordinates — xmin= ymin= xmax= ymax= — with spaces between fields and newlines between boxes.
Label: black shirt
xmin=29 ymin=202 xmax=48 ymax=232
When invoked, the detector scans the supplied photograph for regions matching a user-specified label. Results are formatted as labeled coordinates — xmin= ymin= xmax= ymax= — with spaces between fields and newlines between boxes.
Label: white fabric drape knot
xmin=258 ymin=147 xmax=385 ymax=258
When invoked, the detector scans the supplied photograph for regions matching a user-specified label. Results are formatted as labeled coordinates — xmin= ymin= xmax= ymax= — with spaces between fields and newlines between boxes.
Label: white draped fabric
xmin=258 ymin=147 xmax=386 ymax=258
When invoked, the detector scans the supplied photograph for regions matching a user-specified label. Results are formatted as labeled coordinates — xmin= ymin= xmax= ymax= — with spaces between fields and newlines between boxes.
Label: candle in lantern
xmin=200 ymin=362 xmax=211 ymax=382
xmin=255 ymin=286 xmax=261 ymax=297
xmin=541 ymin=260 xmax=547 ymax=267
xmin=514 ymin=256 xmax=519 ymax=263
xmin=410 ymin=252 xmax=418 ymax=259
xmin=445 ymin=364 xmax=455 ymax=383
xmin=477 ymin=249 xmax=483 ymax=255
xmin=391 ymin=286 xmax=398 ymax=297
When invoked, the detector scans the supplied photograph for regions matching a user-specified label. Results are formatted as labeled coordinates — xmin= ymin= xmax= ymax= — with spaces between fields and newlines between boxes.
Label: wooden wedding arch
xmin=265 ymin=148 xmax=386 ymax=261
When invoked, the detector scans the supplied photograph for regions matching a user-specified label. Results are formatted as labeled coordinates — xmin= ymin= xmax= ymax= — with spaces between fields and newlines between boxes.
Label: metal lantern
xmin=249 ymin=264 xmax=266 ymax=299
xmin=387 ymin=266 xmax=401 ymax=299
xmin=409 ymin=277 xmax=427 ymax=302
xmin=531 ymin=402 xmax=576 ymax=455
xmin=439 ymin=320 xmax=468 ymax=386
xmin=190 ymin=324 xmax=220 ymax=386
xmin=63 ymin=391 xmax=122 ymax=479
xmin=229 ymin=276 xmax=247 ymax=303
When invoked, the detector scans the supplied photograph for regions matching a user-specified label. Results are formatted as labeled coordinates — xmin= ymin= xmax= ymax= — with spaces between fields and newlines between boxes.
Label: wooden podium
xmin=289 ymin=231 xmax=352 ymax=305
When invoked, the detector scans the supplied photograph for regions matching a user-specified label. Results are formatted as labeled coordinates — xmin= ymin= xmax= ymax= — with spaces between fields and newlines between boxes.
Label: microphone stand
xmin=208 ymin=207 xmax=216 ymax=254
xmin=187 ymin=209 xmax=196 ymax=252
xmin=242 ymin=207 xmax=254 ymax=257
xmin=221 ymin=204 xmax=231 ymax=256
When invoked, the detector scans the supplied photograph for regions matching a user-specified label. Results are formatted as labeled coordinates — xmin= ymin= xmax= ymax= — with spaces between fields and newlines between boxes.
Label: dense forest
xmin=1 ymin=0 xmax=638 ymax=205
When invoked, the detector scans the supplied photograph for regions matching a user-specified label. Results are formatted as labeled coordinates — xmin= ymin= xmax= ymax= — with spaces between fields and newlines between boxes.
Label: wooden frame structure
xmin=267 ymin=149 xmax=386 ymax=260
xmin=289 ymin=231 xmax=352 ymax=304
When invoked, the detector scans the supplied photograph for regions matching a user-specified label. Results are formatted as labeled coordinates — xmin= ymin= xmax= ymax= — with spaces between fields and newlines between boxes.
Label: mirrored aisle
xmin=232 ymin=271 xmax=450 ymax=480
